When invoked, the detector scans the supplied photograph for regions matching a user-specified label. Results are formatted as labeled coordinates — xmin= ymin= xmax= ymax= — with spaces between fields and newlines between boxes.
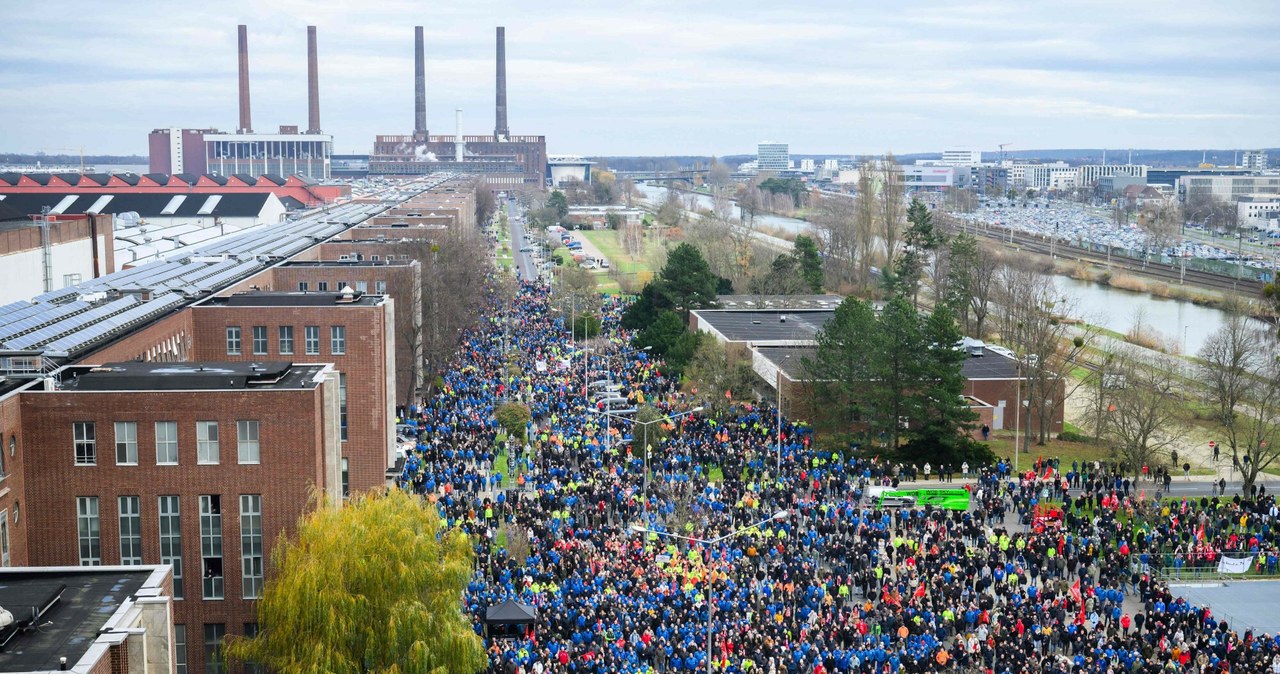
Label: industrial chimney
xmin=494 ymin=26 xmax=509 ymax=140
xmin=455 ymin=109 xmax=464 ymax=162
xmin=414 ymin=26 xmax=427 ymax=139
xmin=238 ymin=25 xmax=253 ymax=133
xmin=306 ymin=26 xmax=321 ymax=133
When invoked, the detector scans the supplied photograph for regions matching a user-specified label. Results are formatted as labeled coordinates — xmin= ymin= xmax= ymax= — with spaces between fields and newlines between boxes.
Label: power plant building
xmin=148 ymin=25 xmax=333 ymax=179
xmin=368 ymin=26 xmax=546 ymax=186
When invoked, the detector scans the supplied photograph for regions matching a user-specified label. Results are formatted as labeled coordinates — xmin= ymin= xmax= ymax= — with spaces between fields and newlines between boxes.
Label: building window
xmin=0 ymin=436 xmax=5 ymax=480
xmin=204 ymin=623 xmax=226 ymax=674
xmin=156 ymin=421 xmax=178 ymax=464
xmin=251 ymin=326 xmax=268 ymax=355
xmin=200 ymin=495 xmax=223 ymax=600
xmin=240 ymin=495 xmax=263 ymax=599
xmin=278 ymin=326 xmax=294 ymax=354
xmin=330 ymin=326 xmax=346 ymax=354
xmin=114 ymin=421 xmax=138 ymax=465
xmin=118 ymin=496 xmax=142 ymax=565
xmin=74 ymin=421 xmax=96 ymax=465
xmin=243 ymin=623 xmax=264 ymax=674
xmin=0 ymin=512 xmax=9 ymax=567
xmin=159 ymin=496 xmax=184 ymax=600
xmin=298 ymin=281 xmax=308 ymax=292
xmin=174 ymin=624 xmax=188 ymax=674
xmin=305 ymin=326 xmax=320 ymax=355
xmin=77 ymin=496 xmax=101 ymax=565
xmin=375 ymin=280 xmax=387 ymax=294
xmin=317 ymin=281 xmax=329 ymax=292
xmin=371 ymin=255 xmax=380 ymax=262
xmin=341 ymin=457 xmax=349 ymax=499
xmin=63 ymin=273 xmax=83 ymax=287
xmin=339 ymin=373 xmax=348 ymax=442
xmin=197 ymin=422 xmax=219 ymax=465
xmin=355 ymin=281 xmax=368 ymax=293
xmin=225 ymin=327 xmax=241 ymax=355
xmin=237 ymin=420 xmax=260 ymax=464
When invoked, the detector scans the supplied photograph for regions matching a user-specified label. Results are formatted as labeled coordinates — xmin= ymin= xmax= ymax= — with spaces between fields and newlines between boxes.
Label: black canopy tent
xmin=484 ymin=600 xmax=537 ymax=639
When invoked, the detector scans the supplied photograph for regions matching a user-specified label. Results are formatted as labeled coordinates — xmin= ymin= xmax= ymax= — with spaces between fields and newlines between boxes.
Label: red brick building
xmin=18 ymin=360 xmax=342 ymax=674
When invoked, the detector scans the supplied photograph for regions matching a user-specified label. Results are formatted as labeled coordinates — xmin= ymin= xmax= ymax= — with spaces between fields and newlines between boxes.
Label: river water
xmin=637 ymin=182 xmax=1248 ymax=352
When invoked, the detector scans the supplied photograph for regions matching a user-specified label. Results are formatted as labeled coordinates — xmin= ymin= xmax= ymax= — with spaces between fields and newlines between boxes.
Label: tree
xmin=707 ymin=157 xmax=732 ymax=192
xmin=887 ymin=198 xmax=945 ymax=307
xmin=654 ymin=243 xmax=718 ymax=318
xmin=684 ymin=338 xmax=757 ymax=412
xmin=1137 ymin=199 xmax=1182 ymax=265
xmin=496 ymin=402 xmax=532 ymax=442
xmin=854 ymin=164 xmax=879 ymax=287
xmin=605 ymin=211 xmax=624 ymax=230
xmin=803 ymin=295 xmax=977 ymax=459
xmin=810 ymin=194 xmax=857 ymax=288
xmin=471 ymin=179 xmax=497 ymax=225
xmin=1100 ymin=349 xmax=1187 ymax=478
xmin=792 ymin=235 xmax=823 ymax=293
xmin=226 ymin=490 xmax=486 ymax=674
xmin=878 ymin=154 xmax=905 ymax=265
xmin=942 ymin=233 xmax=997 ymax=338
xmin=635 ymin=310 xmax=702 ymax=376
xmin=748 ymin=253 xmax=809 ymax=296
xmin=547 ymin=190 xmax=569 ymax=220
xmin=1198 ymin=314 xmax=1280 ymax=493
xmin=1263 ymin=283 xmax=1280 ymax=336
xmin=656 ymin=188 xmax=686 ymax=230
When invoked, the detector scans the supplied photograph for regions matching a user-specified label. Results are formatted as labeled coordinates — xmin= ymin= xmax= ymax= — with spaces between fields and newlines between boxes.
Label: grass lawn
xmin=707 ymin=465 xmax=725 ymax=482
xmin=580 ymin=230 xmax=661 ymax=277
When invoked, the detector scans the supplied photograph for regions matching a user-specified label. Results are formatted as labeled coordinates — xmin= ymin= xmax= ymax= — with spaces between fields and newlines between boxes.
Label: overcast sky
xmin=1 ymin=1 xmax=1277 ymax=157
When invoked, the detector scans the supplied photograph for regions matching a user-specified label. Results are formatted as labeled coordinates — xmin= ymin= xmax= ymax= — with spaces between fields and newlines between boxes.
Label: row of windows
xmin=227 ymin=325 xmax=346 ymax=357
xmin=296 ymin=279 xmax=390 ymax=294
xmin=73 ymin=421 xmax=260 ymax=466
xmin=76 ymin=495 xmax=263 ymax=601
xmin=0 ymin=432 xmax=15 ymax=482
xmin=174 ymin=622 xmax=262 ymax=674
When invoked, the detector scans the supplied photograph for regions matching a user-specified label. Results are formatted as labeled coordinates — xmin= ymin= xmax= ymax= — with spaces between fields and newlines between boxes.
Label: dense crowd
xmin=397 ymin=279 xmax=1280 ymax=674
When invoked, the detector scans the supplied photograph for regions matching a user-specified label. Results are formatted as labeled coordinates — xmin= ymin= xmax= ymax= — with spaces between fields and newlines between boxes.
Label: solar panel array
xmin=0 ymin=174 xmax=459 ymax=360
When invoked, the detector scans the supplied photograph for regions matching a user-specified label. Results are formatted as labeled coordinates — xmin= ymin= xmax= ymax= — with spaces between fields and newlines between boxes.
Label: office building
xmin=940 ymin=149 xmax=983 ymax=166
xmin=1242 ymin=150 xmax=1270 ymax=170
xmin=1074 ymin=164 xmax=1148 ymax=188
xmin=757 ymin=142 xmax=789 ymax=172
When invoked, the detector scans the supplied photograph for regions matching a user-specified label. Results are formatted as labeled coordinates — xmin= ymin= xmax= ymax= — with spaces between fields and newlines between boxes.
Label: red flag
xmin=1196 ymin=525 xmax=1206 ymax=542
xmin=725 ymin=389 xmax=733 ymax=399
xmin=1070 ymin=579 xmax=1081 ymax=604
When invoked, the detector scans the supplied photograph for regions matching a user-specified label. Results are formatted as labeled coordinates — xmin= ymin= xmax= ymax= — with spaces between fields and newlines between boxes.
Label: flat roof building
xmin=757 ymin=142 xmax=789 ymax=172
xmin=0 ymin=566 xmax=175 ymax=674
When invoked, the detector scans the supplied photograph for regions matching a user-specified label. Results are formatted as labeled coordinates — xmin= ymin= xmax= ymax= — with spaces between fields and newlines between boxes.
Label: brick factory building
xmin=18 ymin=360 xmax=341 ymax=674
xmin=369 ymin=27 xmax=547 ymax=187
xmin=0 ymin=175 xmax=463 ymax=674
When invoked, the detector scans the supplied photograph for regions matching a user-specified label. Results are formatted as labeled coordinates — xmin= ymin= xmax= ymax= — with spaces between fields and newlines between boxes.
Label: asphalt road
xmin=507 ymin=202 xmax=539 ymax=282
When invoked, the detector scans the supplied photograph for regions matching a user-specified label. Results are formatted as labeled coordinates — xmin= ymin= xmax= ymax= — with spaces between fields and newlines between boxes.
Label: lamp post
xmin=595 ymin=406 xmax=702 ymax=517
xmin=631 ymin=510 xmax=790 ymax=674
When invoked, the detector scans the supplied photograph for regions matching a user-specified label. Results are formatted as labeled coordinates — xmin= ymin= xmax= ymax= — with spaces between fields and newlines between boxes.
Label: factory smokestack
xmin=494 ymin=26 xmax=509 ymax=140
xmin=455 ymin=109 xmax=464 ymax=162
xmin=414 ymin=26 xmax=427 ymax=138
xmin=306 ymin=26 xmax=321 ymax=133
xmin=238 ymin=25 xmax=252 ymax=133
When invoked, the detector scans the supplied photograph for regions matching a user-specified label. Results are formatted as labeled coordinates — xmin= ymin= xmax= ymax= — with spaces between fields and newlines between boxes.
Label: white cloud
xmin=0 ymin=0 xmax=1276 ymax=156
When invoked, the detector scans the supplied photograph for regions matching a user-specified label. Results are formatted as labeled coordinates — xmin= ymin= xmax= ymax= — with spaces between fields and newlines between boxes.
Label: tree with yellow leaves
xmin=226 ymin=489 xmax=486 ymax=674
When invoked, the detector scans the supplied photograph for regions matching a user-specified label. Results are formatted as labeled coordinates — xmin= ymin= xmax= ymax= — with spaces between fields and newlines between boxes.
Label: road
xmin=507 ymin=201 xmax=539 ymax=282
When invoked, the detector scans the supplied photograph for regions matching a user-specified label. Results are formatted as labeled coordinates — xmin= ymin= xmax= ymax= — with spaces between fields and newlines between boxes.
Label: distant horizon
xmin=1 ymin=1 xmax=1276 ymax=156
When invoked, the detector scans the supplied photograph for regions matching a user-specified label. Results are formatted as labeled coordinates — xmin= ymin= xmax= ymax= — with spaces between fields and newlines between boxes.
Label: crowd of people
xmin=396 ymin=278 xmax=1280 ymax=674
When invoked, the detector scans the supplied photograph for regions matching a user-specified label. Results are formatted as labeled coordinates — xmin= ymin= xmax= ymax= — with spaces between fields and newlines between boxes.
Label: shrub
xmin=1057 ymin=430 xmax=1094 ymax=443
xmin=495 ymin=402 xmax=531 ymax=442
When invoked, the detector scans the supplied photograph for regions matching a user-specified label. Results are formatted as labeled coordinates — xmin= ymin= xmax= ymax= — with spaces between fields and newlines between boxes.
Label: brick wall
xmin=189 ymin=303 xmax=393 ymax=493
xmin=19 ymin=385 xmax=335 ymax=674
xmin=0 ymin=390 xmax=30 ymax=566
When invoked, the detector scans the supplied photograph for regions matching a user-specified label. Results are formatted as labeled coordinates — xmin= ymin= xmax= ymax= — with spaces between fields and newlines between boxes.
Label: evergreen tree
xmin=654 ymin=243 xmax=718 ymax=318
xmin=792 ymin=235 xmax=824 ymax=293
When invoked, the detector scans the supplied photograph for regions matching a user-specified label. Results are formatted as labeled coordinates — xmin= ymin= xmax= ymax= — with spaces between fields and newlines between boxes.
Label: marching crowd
xmin=397 ymin=280 xmax=1280 ymax=674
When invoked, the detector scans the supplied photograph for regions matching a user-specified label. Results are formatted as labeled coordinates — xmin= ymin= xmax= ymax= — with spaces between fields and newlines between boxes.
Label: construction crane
xmin=998 ymin=143 xmax=1014 ymax=164
xmin=38 ymin=146 xmax=87 ymax=173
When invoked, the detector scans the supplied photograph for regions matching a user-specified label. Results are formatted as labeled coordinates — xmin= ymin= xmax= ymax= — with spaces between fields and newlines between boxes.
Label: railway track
xmin=937 ymin=215 xmax=1267 ymax=295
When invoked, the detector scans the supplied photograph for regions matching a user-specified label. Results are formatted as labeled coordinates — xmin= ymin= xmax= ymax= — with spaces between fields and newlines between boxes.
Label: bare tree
xmin=878 ymin=154 xmax=905 ymax=265
xmin=995 ymin=260 xmax=1095 ymax=444
xmin=1101 ymin=349 xmax=1187 ymax=478
xmin=854 ymin=164 xmax=879 ymax=288
xmin=810 ymin=193 xmax=857 ymax=289
xmin=1138 ymin=199 xmax=1183 ymax=265
xmin=1198 ymin=312 xmax=1280 ymax=493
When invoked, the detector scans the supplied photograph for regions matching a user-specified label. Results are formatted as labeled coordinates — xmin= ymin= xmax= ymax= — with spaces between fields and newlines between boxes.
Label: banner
xmin=1218 ymin=555 xmax=1254 ymax=574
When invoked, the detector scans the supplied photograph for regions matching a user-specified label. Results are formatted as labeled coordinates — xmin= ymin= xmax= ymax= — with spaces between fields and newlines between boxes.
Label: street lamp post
xmin=631 ymin=510 xmax=790 ymax=674
xmin=595 ymin=406 xmax=702 ymax=518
